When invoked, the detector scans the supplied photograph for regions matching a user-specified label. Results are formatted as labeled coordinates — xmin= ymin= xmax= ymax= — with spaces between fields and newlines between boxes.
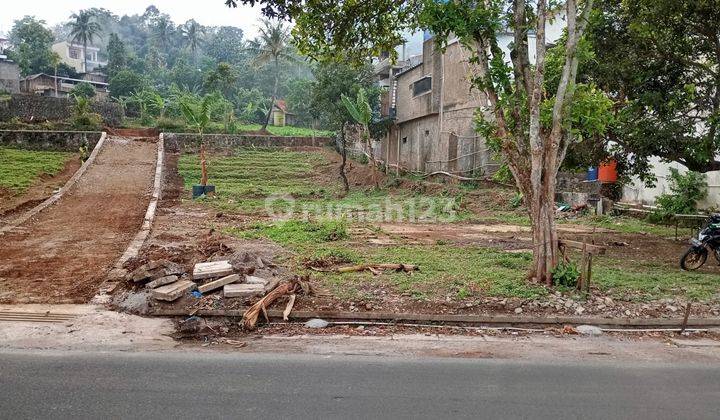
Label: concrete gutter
xmin=93 ymin=133 xmax=164 ymax=303
xmin=0 ymin=131 xmax=108 ymax=235
xmin=149 ymin=308 xmax=720 ymax=328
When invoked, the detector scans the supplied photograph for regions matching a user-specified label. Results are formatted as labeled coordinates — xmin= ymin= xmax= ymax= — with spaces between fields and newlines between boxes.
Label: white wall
xmin=497 ymin=12 xmax=567 ymax=65
xmin=622 ymin=157 xmax=720 ymax=210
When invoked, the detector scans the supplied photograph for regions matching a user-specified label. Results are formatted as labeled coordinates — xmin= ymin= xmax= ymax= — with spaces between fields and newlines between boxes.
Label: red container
xmin=598 ymin=160 xmax=618 ymax=183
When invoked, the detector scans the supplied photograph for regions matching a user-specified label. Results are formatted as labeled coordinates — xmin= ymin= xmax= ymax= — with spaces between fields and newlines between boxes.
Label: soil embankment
xmin=0 ymin=136 xmax=157 ymax=303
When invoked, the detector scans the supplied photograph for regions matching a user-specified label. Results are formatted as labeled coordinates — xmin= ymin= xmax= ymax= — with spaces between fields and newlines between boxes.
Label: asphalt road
xmin=1 ymin=350 xmax=719 ymax=419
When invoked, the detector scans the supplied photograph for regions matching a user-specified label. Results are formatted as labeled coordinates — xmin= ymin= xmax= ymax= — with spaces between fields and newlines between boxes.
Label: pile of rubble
xmin=125 ymin=253 xmax=280 ymax=303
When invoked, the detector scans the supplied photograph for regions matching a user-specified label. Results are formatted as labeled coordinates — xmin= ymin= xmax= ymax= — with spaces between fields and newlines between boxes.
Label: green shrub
xmin=510 ymin=192 xmax=524 ymax=208
xmin=70 ymin=82 xmax=96 ymax=98
xmin=552 ymin=261 xmax=580 ymax=288
xmin=71 ymin=113 xmax=103 ymax=130
xmin=155 ymin=117 xmax=187 ymax=131
xmin=652 ymin=168 xmax=707 ymax=219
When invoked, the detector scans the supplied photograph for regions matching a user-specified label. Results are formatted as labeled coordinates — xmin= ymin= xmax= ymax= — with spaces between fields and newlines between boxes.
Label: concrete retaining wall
xmin=163 ymin=133 xmax=333 ymax=153
xmin=0 ymin=130 xmax=103 ymax=152
xmin=0 ymin=94 xmax=123 ymax=126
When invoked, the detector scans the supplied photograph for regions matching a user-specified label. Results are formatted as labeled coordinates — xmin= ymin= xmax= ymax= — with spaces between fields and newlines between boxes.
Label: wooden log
xmin=558 ymin=239 xmax=606 ymax=255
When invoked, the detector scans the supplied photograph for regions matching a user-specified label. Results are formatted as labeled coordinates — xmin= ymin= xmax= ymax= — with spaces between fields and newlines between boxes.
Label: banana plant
xmin=179 ymin=94 xmax=216 ymax=136
xmin=341 ymin=88 xmax=379 ymax=188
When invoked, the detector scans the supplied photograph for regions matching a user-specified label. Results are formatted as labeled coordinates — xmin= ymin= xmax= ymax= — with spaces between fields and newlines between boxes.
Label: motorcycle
xmin=680 ymin=213 xmax=720 ymax=270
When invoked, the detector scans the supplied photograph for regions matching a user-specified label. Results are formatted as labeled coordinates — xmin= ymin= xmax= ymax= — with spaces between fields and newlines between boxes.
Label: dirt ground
xmin=0 ymin=137 xmax=156 ymax=304
xmin=0 ymin=156 xmax=80 ymax=223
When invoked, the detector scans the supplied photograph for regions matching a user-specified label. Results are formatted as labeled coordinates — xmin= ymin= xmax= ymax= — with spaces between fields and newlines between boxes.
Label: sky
xmin=0 ymin=0 xmax=264 ymax=37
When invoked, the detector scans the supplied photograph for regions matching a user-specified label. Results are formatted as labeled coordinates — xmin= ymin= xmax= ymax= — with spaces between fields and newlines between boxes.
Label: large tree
xmin=225 ymin=0 xmax=607 ymax=284
xmin=181 ymin=19 xmax=204 ymax=62
xmin=206 ymin=26 xmax=247 ymax=64
xmin=7 ymin=16 xmax=55 ymax=76
xmin=106 ymin=33 xmax=128 ymax=78
xmin=307 ymin=61 xmax=378 ymax=193
xmin=68 ymin=9 xmax=103 ymax=73
xmin=249 ymin=19 xmax=296 ymax=131
xmin=584 ymin=0 xmax=720 ymax=179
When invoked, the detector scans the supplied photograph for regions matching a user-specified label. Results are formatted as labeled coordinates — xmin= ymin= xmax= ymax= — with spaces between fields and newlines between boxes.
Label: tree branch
xmin=511 ymin=0 xmax=533 ymax=98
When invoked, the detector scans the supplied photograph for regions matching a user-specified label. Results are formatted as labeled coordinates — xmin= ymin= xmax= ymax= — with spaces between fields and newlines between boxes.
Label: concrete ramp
xmin=0 ymin=136 xmax=157 ymax=303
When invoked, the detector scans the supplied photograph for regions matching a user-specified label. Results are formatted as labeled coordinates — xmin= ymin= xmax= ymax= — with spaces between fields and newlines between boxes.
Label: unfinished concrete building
xmin=374 ymin=18 xmax=566 ymax=177
xmin=375 ymin=33 xmax=496 ymax=177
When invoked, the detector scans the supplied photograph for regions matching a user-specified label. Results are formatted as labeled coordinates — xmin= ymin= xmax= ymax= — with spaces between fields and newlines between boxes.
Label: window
xmin=69 ymin=47 xmax=81 ymax=59
xmin=412 ymin=76 xmax=432 ymax=96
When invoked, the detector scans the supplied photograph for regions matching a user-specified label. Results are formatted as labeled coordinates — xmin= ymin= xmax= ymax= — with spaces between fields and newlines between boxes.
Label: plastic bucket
xmin=192 ymin=185 xmax=205 ymax=198
xmin=598 ymin=160 xmax=618 ymax=183
xmin=587 ymin=167 xmax=598 ymax=181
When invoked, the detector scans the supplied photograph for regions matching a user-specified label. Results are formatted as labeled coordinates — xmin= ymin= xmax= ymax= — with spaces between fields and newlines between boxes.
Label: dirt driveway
xmin=0 ymin=137 xmax=156 ymax=303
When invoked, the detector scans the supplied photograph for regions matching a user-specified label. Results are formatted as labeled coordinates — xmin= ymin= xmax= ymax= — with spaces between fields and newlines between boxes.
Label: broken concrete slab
xmin=198 ymin=274 xmax=241 ymax=294
xmin=264 ymin=278 xmax=280 ymax=293
xmin=193 ymin=261 xmax=234 ymax=280
xmin=224 ymin=283 xmax=264 ymax=298
xmin=152 ymin=280 xmax=197 ymax=302
xmin=129 ymin=260 xmax=186 ymax=283
xmin=146 ymin=275 xmax=179 ymax=289
xmin=245 ymin=275 xmax=268 ymax=286
xmin=160 ymin=261 xmax=185 ymax=276
xmin=130 ymin=267 xmax=153 ymax=283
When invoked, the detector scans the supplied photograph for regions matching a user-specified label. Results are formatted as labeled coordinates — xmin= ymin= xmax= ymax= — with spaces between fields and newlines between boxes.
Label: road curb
xmin=148 ymin=308 xmax=720 ymax=328
xmin=0 ymin=131 xmax=108 ymax=235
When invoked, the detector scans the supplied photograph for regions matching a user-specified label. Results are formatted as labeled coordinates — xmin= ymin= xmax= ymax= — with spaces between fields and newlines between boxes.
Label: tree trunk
xmin=83 ymin=41 xmax=88 ymax=73
xmin=363 ymin=126 xmax=380 ymax=189
xmin=528 ymin=182 xmax=558 ymax=285
xmin=54 ymin=65 xmax=58 ymax=98
xmin=262 ymin=59 xmax=280 ymax=132
xmin=339 ymin=124 xmax=350 ymax=195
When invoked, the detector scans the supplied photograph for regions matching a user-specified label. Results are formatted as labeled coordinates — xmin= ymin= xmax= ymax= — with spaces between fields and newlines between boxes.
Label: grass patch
xmin=593 ymin=258 xmax=719 ymax=301
xmin=306 ymin=244 xmax=546 ymax=300
xmin=0 ymin=147 xmax=73 ymax=193
xmin=127 ymin=117 xmax=334 ymax=137
xmin=180 ymin=149 xmax=469 ymax=221
xmin=179 ymin=149 xmax=333 ymax=212
xmin=227 ymin=219 xmax=349 ymax=247
xmin=580 ymin=215 xmax=678 ymax=237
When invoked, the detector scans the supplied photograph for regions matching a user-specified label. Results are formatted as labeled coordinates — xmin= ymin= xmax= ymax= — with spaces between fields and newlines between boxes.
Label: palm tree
xmin=181 ymin=20 xmax=204 ymax=62
xmin=49 ymin=52 xmax=61 ymax=97
xmin=68 ymin=10 xmax=103 ymax=73
xmin=249 ymin=19 xmax=295 ymax=131
xmin=152 ymin=16 xmax=173 ymax=50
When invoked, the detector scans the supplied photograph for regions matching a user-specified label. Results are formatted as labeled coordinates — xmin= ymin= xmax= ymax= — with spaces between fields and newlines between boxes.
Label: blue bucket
xmin=587 ymin=167 xmax=598 ymax=181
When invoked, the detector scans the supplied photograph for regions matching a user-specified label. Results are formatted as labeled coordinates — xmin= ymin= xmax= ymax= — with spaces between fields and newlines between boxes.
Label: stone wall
xmin=0 ymin=130 xmax=103 ymax=152
xmin=164 ymin=133 xmax=333 ymax=153
xmin=0 ymin=94 xmax=123 ymax=126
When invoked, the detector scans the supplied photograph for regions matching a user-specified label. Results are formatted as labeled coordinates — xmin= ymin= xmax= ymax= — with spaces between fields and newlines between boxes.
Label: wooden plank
xmin=192 ymin=261 xmax=234 ymax=280
xmin=559 ymin=239 xmax=606 ymax=255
